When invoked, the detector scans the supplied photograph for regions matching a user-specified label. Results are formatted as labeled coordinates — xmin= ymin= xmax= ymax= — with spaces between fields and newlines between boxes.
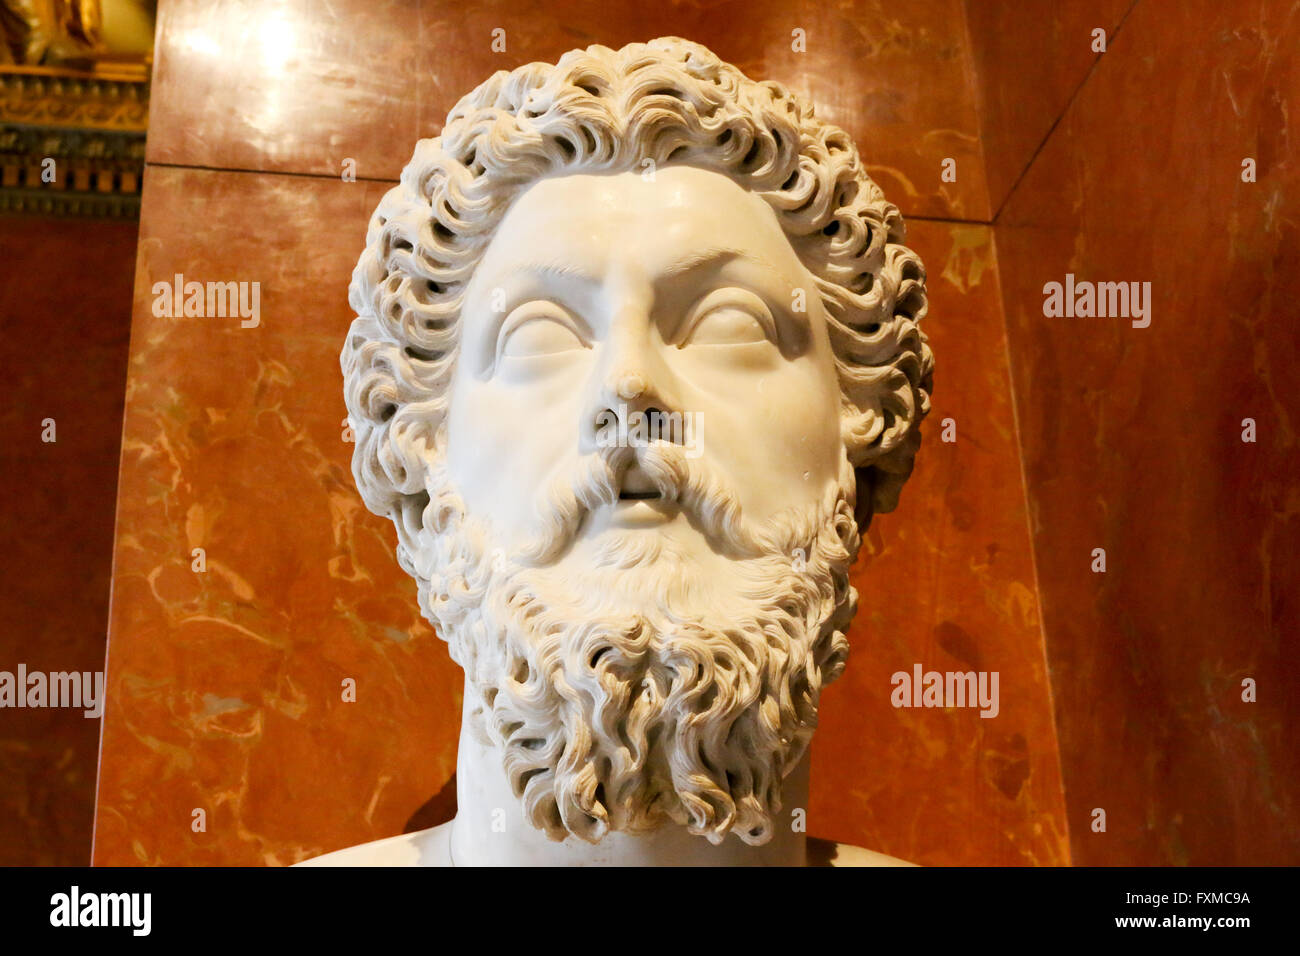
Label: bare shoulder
xmin=808 ymin=837 xmax=917 ymax=867
xmin=295 ymin=822 xmax=452 ymax=867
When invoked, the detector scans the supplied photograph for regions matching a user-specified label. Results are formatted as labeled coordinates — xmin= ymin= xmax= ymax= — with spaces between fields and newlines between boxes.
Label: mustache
xmin=517 ymin=441 xmax=767 ymax=565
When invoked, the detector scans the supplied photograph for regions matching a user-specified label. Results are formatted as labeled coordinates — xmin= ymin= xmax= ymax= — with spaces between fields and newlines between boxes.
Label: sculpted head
xmin=342 ymin=37 xmax=933 ymax=846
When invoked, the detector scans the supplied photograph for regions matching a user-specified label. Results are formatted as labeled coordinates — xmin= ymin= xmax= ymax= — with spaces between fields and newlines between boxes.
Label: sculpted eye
xmin=499 ymin=301 xmax=588 ymax=358
xmin=679 ymin=288 xmax=774 ymax=347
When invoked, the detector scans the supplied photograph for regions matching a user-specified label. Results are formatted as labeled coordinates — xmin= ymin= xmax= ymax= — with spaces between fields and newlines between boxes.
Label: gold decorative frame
xmin=0 ymin=60 xmax=149 ymax=217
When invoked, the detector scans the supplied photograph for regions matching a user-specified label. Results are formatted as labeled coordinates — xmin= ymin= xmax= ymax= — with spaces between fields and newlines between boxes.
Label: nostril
xmin=593 ymin=407 xmax=619 ymax=440
xmin=643 ymin=407 xmax=684 ymax=445
xmin=592 ymin=404 xmax=688 ymax=450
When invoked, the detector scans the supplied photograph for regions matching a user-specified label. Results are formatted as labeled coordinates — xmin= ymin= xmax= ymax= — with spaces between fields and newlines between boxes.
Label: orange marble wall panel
xmin=145 ymin=0 xmax=426 ymax=180
xmin=0 ymin=215 xmax=138 ymax=864
xmin=146 ymin=0 xmax=990 ymax=219
xmin=811 ymin=220 xmax=1070 ymax=865
xmin=964 ymin=0 xmax=1132 ymax=216
xmin=92 ymin=168 xmax=465 ymax=865
xmin=995 ymin=0 xmax=1300 ymax=864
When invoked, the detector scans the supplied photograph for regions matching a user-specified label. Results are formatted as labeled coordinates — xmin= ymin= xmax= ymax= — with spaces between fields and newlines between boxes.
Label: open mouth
xmin=610 ymin=463 xmax=673 ymax=527
xmin=616 ymin=460 xmax=664 ymax=503
xmin=618 ymin=490 xmax=661 ymax=501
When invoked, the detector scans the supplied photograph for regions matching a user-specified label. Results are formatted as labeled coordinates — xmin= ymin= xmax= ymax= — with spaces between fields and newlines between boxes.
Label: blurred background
xmin=0 ymin=0 xmax=1295 ymax=866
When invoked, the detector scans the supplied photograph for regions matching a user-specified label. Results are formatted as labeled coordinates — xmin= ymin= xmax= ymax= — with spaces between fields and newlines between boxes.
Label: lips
xmin=617 ymin=461 xmax=662 ymax=501
xmin=611 ymin=460 xmax=673 ymax=525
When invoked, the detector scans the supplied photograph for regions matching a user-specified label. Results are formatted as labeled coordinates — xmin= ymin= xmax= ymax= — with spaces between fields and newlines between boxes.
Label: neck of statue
xmin=448 ymin=686 xmax=809 ymax=866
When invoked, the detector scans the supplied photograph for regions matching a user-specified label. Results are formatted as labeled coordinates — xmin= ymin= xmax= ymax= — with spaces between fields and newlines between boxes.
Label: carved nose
xmin=581 ymin=328 xmax=683 ymax=454
xmin=616 ymin=373 xmax=646 ymax=401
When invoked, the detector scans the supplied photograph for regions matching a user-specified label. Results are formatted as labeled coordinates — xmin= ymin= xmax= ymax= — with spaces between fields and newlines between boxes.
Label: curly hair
xmin=343 ymin=36 xmax=933 ymax=546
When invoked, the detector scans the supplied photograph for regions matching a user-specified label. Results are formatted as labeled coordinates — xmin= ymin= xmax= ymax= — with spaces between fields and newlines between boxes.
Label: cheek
xmin=747 ymin=368 xmax=841 ymax=465
xmin=444 ymin=355 xmax=592 ymax=523
xmin=675 ymin=350 xmax=842 ymax=515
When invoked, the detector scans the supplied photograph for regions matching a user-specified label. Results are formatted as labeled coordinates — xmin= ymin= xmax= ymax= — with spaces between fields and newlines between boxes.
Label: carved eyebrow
xmin=657 ymin=245 xmax=787 ymax=281
xmin=503 ymin=261 xmax=600 ymax=285
xmin=501 ymin=247 xmax=789 ymax=285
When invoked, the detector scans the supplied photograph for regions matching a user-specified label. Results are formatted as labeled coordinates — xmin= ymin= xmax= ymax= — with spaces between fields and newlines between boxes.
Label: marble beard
xmin=409 ymin=435 xmax=859 ymax=846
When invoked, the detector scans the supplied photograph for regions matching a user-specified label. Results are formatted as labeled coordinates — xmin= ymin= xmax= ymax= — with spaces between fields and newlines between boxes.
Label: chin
xmin=584 ymin=526 xmax=683 ymax=567
xmin=539 ymin=529 xmax=709 ymax=617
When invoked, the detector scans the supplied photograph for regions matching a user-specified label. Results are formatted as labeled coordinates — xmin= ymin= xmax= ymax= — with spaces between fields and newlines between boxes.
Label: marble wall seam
xmin=999 ymin=0 xmax=1139 ymax=224
xmin=986 ymin=225 xmax=1073 ymax=865
xmin=145 ymin=159 xmax=401 ymax=186
xmin=953 ymin=0 xmax=994 ymax=224
xmin=89 ymin=222 xmax=159 ymax=867
xmin=976 ymin=2 xmax=1141 ymax=862
xmin=987 ymin=0 xmax=1133 ymax=868
xmin=965 ymin=0 xmax=1140 ymax=224
xmin=980 ymin=7 xmax=1131 ymax=865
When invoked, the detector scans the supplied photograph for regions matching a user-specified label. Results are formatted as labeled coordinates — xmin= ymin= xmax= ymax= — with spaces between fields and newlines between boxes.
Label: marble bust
xmin=307 ymin=36 xmax=933 ymax=866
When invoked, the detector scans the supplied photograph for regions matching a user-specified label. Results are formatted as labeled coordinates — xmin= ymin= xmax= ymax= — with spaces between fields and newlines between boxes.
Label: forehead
xmin=475 ymin=165 xmax=803 ymax=278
